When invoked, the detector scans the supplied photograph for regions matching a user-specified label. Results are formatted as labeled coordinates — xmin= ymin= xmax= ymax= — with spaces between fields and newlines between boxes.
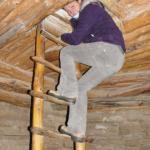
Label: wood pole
xmin=75 ymin=142 xmax=86 ymax=150
xmin=31 ymin=23 xmax=45 ymax=150
xmin=31 ymin=56 xmax=61 ymax=73
xmin=33 ymin=23 xmax=84 ymax=150
xmin=29 ymin=90 xmax=73 ymax=105
xmin=41 ymin=29 xmax=82 ymax=78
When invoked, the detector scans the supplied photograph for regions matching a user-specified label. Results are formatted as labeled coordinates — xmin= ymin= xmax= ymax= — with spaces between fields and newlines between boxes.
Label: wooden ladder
xmin=29 ymin=22 xmax=87 ymax=150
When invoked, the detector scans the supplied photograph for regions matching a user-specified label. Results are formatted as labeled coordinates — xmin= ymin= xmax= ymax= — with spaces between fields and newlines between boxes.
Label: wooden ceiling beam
xmin=44 ymin=15 xmax=72 ymax=37
xmin=98 ymin=70 xmax=150 ymax=88
xmin=0 ymin=70 xmax=149 ymax=108
xmin=0 ymin=0 xmax=23 ymax=21
xmin=88 ymin=94 xmax=150 ymax=110
xmin=1 ymin=86 xmax=149 ymax=113
xmin=0 ymin=77 xmax=30 ymax=94
xmin=0 ymin=89 xmax=31 ymax=108
xmin=0 ymin=60 xmax=55 ymax=89
xmin=88 ymin=70 xmax=150 ymax=98
xmin=124 ymin=24 xmax=150 ymax=45
xmin=123 ymin=10 xmax=150 ymax=33
xmin=89 ymin=81 xmax=150 ymax=98
xmin=1 ymin=87 xmax=150 ymax=111
xmin=0 ymin=0 xmax=73 ymax=47
xmin=100 ymin=0 xmax=125 ymax=18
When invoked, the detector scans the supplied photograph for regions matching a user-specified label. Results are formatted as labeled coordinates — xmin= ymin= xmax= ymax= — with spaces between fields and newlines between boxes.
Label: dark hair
xmin=99 ymin=1 xmax=105 ymax=8
xmin=93 ymin=1 xmax=105 ymax=9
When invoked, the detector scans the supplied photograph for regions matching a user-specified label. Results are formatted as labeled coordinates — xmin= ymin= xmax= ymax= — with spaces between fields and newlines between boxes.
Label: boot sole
xmin=48 ymin=92 xmax=76 ymax=104
xmin=59 ymin=125 xmax=85 ymax=143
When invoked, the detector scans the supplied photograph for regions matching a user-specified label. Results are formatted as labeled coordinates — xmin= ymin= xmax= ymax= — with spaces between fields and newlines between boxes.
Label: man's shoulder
xmin=81 ymin=3 xmax=104 ymax=16
xmin=85 ymin=3 xmax=104 ymax=10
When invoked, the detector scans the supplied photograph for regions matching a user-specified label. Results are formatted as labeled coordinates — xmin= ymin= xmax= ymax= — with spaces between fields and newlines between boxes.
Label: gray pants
xmin=57 ymin=41 xmax=125 ymax=136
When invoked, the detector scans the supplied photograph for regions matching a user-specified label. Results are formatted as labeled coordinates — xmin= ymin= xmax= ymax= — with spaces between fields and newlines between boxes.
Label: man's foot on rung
xmin=59 ymin=125 xmax=86 ymax=143
xmin=47 ymin=90 xmax=76 ymax=104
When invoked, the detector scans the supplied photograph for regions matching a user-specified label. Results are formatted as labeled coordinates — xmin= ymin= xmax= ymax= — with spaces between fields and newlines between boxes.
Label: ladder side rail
xmin=31 ymin=23 xmax=45 ymax=150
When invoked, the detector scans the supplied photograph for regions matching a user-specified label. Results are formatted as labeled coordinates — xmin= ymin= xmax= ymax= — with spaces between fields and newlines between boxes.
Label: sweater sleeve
xmin=70 ymin=18 xmax=78 ymax=29
xmin=61 ymin=4 xmax=103 ymax=45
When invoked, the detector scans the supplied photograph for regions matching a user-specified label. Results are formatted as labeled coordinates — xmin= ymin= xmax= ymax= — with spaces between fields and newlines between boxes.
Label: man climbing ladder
xmin=48 ymin=0 xmax=126 ymax=142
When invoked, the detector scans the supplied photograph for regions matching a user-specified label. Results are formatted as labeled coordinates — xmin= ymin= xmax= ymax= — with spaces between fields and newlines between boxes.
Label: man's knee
xmin=61 ymin=45 xmax=72 ymax=54
xmin=78 ymin=84 xmax=88 ymax=93
xmin=60 ymin=46 xmax=71 ymax=60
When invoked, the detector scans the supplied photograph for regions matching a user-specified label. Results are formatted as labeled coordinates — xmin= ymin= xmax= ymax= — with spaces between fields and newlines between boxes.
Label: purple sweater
xmin=61 ymin=3 xmax=126 ymax=52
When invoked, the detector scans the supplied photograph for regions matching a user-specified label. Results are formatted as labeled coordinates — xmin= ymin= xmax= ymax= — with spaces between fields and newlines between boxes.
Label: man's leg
xmin=67 ymin=43 xmax=125 ymax=136
xmin=56 ymin=49 xmax=78 ymax=98
xmin=56 ymin=43 xmax=99 ymax=98
xmin=57 ymin=42 xmax=124 ymax=98
xmin=67 ymin=65 xmax=109 ymax=136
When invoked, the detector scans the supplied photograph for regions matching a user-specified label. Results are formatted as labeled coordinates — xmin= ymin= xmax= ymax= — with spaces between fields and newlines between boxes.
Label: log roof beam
xmin=0 ymin=0 xmax=73 ymax=47
xmin=0 ymin=60 xmax=55 ymax=89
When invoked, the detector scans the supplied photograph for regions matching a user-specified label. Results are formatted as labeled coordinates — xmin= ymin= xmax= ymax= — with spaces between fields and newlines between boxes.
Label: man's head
xmin=64 ymin=0 xmax=81 ymax=17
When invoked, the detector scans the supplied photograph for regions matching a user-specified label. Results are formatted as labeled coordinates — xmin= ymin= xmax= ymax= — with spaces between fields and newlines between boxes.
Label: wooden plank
xmin=1 ymin=87 xmax=150 ymax=110
xmin=0 ymin=77 xmax=30 ymax=93
xmin=0 ymin=0 xmax=23 ymax=21
xmin=0 ymin=26 xmax=36 ymax=63
xmin=0 ymin=89 xmax=30 ymax=107
xmin=30 ymin=127 xmax=70 ymax=139
xmin=125 ymin=31 xmax=150 ymax=49
xmin=1 ymin=102 xmax=150 ymax=150
xmin=124 ymin=24 xmax=150 ymax=44
xmin=123 ymin=10 xmax=150 ymax=33
xmin=0 ymin=69 xmax=149 ymax=105
xmin=0 ymin=0 xmax=73 ymax=47
xmin=29 ymin=90 xmax=74 ymax=105
xmin=76 ymin=143 xmax=86 ymax=150
xmin=31 ymin=23 xmax=45 ymax=150
xmin=41 ymin=30 xmax=67 ymax=46
xmin=89 ymin=81 xmax=150 ymax=98
xmin=44 ymin=15 xmax=72 ymax=37
xmin=31 ymin=56 xmax=61 ymax=73
xmin=98 ymin=70 xmax=150 ymax=88
xmin=0 ymin=60 xmax=55 ymax=89
xmin=123 ymin=44 xmax=150 ymax=71
xmin=100 ymin=0 xmax=125 ymax=18
xmin=88 ymin=95 xmax=150 ymax=109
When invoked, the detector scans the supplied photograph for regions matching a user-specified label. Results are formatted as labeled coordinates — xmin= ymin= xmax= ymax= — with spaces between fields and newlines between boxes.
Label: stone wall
xmin=0 ymin=102 xmax=150 ymax=150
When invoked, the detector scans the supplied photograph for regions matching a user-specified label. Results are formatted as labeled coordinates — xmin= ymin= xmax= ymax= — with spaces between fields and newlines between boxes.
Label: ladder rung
xmin=31 ymin=56 xmax=82 ymax=78
xmin=30 ymin=127 xmax=94 ymax=143
xmin=29 ymin=90 xmax=72 ymax=105
xmin=45 ymin=45 xmax=62 ymax=53
xmin=31 ymin=56 xmax=61 ymax=73
xmin=41 ymin=30 xmax=67 ymax=47
xmin=30 ymin=127 xmax=70 ymax=138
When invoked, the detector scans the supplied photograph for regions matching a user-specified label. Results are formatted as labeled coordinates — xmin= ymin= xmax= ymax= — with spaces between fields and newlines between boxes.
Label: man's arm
xmin=61 ymin=4 xmax=103 ymax=45
xmin=70 ymin=18 xmax=78 ymax=29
